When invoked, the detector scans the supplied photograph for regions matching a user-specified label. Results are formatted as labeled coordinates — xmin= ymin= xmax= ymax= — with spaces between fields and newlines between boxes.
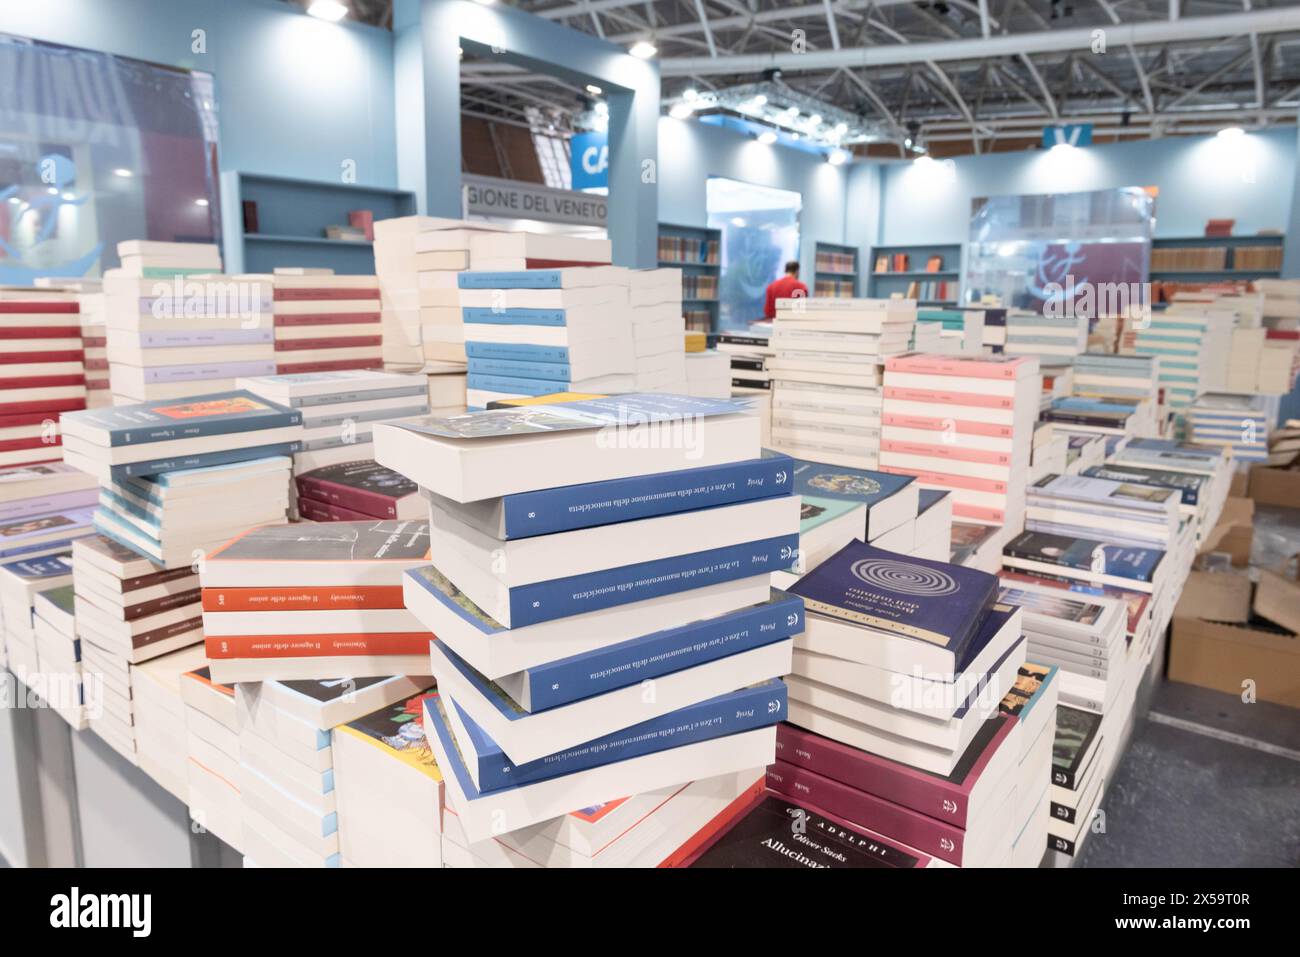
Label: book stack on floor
xmin=234 ymin=676 xmax=427 ymax=868
xmin=459 ymin=265 xmax=635 ymax=409
xmin=1 ymin=552 xmax=76 ymax=689
xmin=103 ymin=261 xmax=274 ymax=404
xmin=770 ymin=458 xmax=920 ymax=590
xmin=779 ymin=540 xmax=1030 ymax=867
xmin=768 ymin=298 xmax=917 ymax=469
xmin=1003 ymin=312 xmax=1087 ymax=363
xmin=683 ymin=349 xmax=732 ymax=399
xmin=180 ymin=665 xmax=243 ymax=851
xmin=198 ymin=520 xmax=434 ymax=683
xmin=131 ymin=643 xmax=208 ymax=801
xmin=72 ymin=533 xmax=203 ymax=763
xmin=1186 ymin=392 xmax=1269 ymax=463
xmin=996 ymin=661 xmax=1058 ymax=867
xmin=30 ymin=583 xmax=86 ymax=728
xmin=294 ymin=460 xmax=421 ymax=523
xmin=268 ymin=272 xmax=382 ymax=374
xmin=378 ymin=394 xmax=800 ymax=866
xmin=239 ymin=369 xmax=429 ymax=477
xmin=881 ymin=354 xmax=1041 ymax=544
xmin=1134 ymin=308 xmax=1233 ymax=432
xmin=332 ymin=686 xmax=442 ymax=867
xmin=629 ymin=269 xmax=688 ymax=393
xmin=75 ymin=286 xmax=112 ymax=409
xmin=0 ymin=287 xmax=87 ymax=466
xmin=1069 ymin=353 xmax=1161 ymax=437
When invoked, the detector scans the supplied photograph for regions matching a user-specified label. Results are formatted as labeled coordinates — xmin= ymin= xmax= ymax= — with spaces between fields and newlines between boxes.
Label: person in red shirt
xmin=763 ymin=260 xmax=809 ymax=320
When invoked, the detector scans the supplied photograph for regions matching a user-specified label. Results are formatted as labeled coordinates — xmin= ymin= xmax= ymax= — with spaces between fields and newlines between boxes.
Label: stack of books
xmin=1025 ymin=472 xmax=1182 ymax=552
xmin=1186 ymin=392 xmax=1270 ymax=462
xmin=1069 ymin=353 xmax=1160 ymax=437
xmin=916 ymin=309 xmax=983 ymax=356
xmin=74 ymin=285 xmax=112 ymax=408
xmin=781 ymin=540 xmax=1030 ymax=867
xmin=1226 ymin=327 xmax=1266 ymax=392
xmin=268 ymin=272 xmax=382 ymax=374
xmin=199 ymin=521 xmax=434 ymax=682
xmin=59 ymin=391 xmax=301 ymax=567
xmin=31 ymin=583 xmax=85 ymax=728
xmin=630 ymin=269 xmax=687 ymax=393
xmin=1003 ymin=313 xmax=1088 ymax=362
xmin=1 ymin=552 xmax=75 ymax=689
xmin=1043 ymin=396 xmax=1143 ymax=440
xmin=717 ymin=332 xmax=774 ymax=393
xmin=294 ymin=460 xmax=421 ymax=522
xmin=379 ymin=394 xmax=799 ymax=864
xmin=880 ymin=354 xmax=1041 ymax=538
xmin=468 ymin=230 xmax=612 ymax=273
xmin=1108 ymin=437 xmax=1232 ymax=544
xmin=1046 ymin=704 xmax=1106 ymax=861
xmin=979 ymin=308 xmax=1009 ymax=352
xmin=459 ymin=266 xmax=635 ymax=408
xmin=116 ymin=239 xmax=222 ymax=278
xmin=0 ymin=287 xmax=87 ymax=466
xmin=332 ymin=687 xmax=442 ymax=867
xmin=1134 ymin=308 xmax=1233 ymax=427
xmin=949 ymin=521 xmax=1005 ymax=572
xmin=1062 ymin=432 xmax=1109 ymax=473
xmin=1028 ymin=423 xmax=1068 ymax=483
xmin=131 ymin=643 xmax=208 ymax=801
xmin=768 ymin=298 xmax=917 ymax=469
xmin=1260 ymin=330 xmax=1300 ymax=393
xmin=72 ymin=533 xmax=204 ymax=762
xmin=0 ymin=463 xmax=98 ymax=568
xmin=234 ymin=676 xmax=426 ymax=868
xmin=238 ymin=369 xmax=429 ymax=475
xmin=997 ymin=661 xmax=1059 ymax=867
xmin=180 ymin=665 xmax=243 ymax=851
xmin=103 ymin=270 xmax=274 ymax=403
xmin=683 ymin=349 xmax=732 ymax=398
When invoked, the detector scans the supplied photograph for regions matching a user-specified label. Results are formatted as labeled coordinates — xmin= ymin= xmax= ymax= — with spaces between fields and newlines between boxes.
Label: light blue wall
xmin=658 ymin=116 xmax=853 ymax=281
xmin=0 ymin=0 xmax=398 ymax=188
xmin=877 ymin=129 xmax=1296 ymax=246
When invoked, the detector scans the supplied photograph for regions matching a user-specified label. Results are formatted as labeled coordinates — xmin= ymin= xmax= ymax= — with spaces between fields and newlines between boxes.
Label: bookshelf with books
xmin=659 ymin=223 xmax=721 ymax=332
xmin=1148 ymin=234 xmax=1284 ymax=279
xmin=868 ymin=243 xmax=963 ymax=304
xmin=814 ymin=242 xmax=860 ymax=298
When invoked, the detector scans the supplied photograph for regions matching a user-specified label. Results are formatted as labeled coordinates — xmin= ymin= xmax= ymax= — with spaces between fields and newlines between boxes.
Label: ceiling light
xmin=586 ymin=84 xmax=602 ymax=95
xmin=683 ymin=88 xmax=698 ymax=101
xmin=1217 ymin=126 xmax=1245 ymax=139
xmin=194 ymin=198 xmax=210 ymax=207
xmin=828 ymin=149 xmax=849 ymax=166
xmin=758 ymin=130 xmax=777 ymax=145
xmin=113 ymin=168 xmax=133 ymax=177
xmin=306 ymin=0 xmax=348 ymax=22
xmin=669 ymin=102 xmax=693 ymax=119
xmin=629 ymin=40 xmax=657 ymax=59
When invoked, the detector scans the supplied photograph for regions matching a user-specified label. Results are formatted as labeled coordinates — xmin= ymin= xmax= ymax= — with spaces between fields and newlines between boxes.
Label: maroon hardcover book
xmin=295 ymin=460 xmax=418 ymax=520
xmin=774 ymin=714 xmax=1018 ymax=829
xmin=296 ymin=495 xmax=380 ymax=522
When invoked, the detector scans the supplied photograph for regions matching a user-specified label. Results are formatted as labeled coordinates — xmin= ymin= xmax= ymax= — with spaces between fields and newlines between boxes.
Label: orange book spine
xmin=204 ymin=632 xmax=432 ymax=659
xmin=201 ymin=586 xmax=407 ymax=611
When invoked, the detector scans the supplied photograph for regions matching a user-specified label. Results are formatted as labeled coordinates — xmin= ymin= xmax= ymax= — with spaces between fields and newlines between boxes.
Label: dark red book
xmin=0 ymin=374 xmax=86 ymax=390
xmin=0 ymin=302 xmax=78 ymax=314
xmin=273 ymin=288 xmax=380 ymax=301
xmin=518 ymin=258 xmax=610 ymax=270
xmin=0 ymin=436 xmax=60 ymax=453
xmin=273 ymin=335 xmax=382 ymax=351
xmin=273 ymin=312 xmax=381 ymax=327
xmin=296 ymin=496 xmax=379 ymax=523
xmin=0 ymin=350 xmax=85 ymax=364
xmin=0 ymin=398 xmax=86 ymax=417
xmin=295 ymin=460 xmax=420 ymax=520
xmin=0 ymin=326 xmax=83 ymax=339
xmin=275 ymin=358 xmax=384 ymax=374
xmin=242 ymin=199 xmax=259 ymax=233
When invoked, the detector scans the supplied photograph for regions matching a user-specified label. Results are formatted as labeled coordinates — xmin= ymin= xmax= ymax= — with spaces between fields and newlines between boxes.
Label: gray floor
xmin=1078 ymin=502 xmax=1300 ymax=869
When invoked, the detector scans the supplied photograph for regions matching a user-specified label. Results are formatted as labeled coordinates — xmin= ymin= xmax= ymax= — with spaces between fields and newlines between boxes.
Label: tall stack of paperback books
xmin=996 ymin=660 xmax=1059 ymax=867
xmin=233 ymin=676 xmax=426 ymax=868
xmin=131 ymin=643 xmax=208 ymax=801
xmin=30 ymin=584 xmax=85 ymax=728
xmin=780 ymin=540 xmax=1031 ymax=866
xmin=630 ymin=269 xmax=688 ymax=393
xmin=1068 ymin=353 xmax=1161 ymax=437
xmin=1045 ymin=704 xmax=1105 ymax=861
xmin=198 ymin=521 xmax=434 ymax=682
xmin=1002 ymin=312 xmax=1088 ymax=362
xmin=180 ymin=665 xmax=243 ymax=851
xmin=0 ymin=287 xmax=88 ymax=466
xmin=379 ymin=394 xmax=800 ymax=865
xmin=1108 ymin=437 xmax=1232 ymax=547
xmin=880 ymin=354 xmax=1041 ymax=541
xmin=1186 ymin=392 xmax=1269 ymax=463
xmin=1134 ymin=308 xmax=1233 ymax=430
xmin=268 ymin=272 xmax=382 ymax=374
xmin=768 ymin=298 xmax=917 ymax=469
xmin=459 ymin=264 xmax=635 ymax=408
xmin=372 ymin=216 xmax=474 ymax=366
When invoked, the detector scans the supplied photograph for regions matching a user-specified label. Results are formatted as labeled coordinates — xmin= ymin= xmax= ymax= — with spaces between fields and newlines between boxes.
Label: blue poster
xmin=570 ymin=131 xmax=609 ymax=190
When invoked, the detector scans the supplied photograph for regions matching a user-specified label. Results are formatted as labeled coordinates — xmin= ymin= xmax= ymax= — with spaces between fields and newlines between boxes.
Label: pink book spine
xmin=883 ymin=413 xmax=1014 ymax=439
xmin=766 ymin=760 xmax=968 ymax=865
xmin=885 ymin=354 xmax=1030 ymax=379
xmin=953 ymin=502 xmax=1007 ymax=523
xmin=880 ymin=440 xmax=1014 ymax=467
xmin=883 ymin=386 xmax=1016 ymax=410
xmin=876 ymin=464 xmax=1008 ymax=494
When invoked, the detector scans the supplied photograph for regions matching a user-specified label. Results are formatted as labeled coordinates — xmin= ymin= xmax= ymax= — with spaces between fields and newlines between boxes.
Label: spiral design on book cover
xmin=849 ymin=558 xmax=960 ymax=597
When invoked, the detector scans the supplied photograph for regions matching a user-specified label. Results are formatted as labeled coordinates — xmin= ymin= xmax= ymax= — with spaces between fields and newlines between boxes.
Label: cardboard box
xmin=1247 ymin=465 xmax=1300 ymax=508
xmin=1169 ymin=615 xmax=1299 ymax=708
xmin=1254 ymin=558 xmax=1300 ymax=636
xmin=1195 ymin=496 xmax=1254 ymax=567
xmin=1175 ymin=570 xmax=1252 ymax=623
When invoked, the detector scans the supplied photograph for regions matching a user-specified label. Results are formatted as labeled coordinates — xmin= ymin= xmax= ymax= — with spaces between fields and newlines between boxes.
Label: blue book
xmin=446 ymin=679 xmax=787 ymax=793
xmin=789 ymin=541 xmax=997 ymax=668
xmin=0 ymin=552 xmax=73 ymax=581
xmin=465 ymin=341 xmax=572 ymax=364
xmin=1003 ymin=530 xmax=1164 ymax=589
xmin=462 ymin=307 xmax=568 ymax=326
xmin=496 ymin=535 xmax=798 ymax=628
xmin=789 ymin=458 xmax=917 ymax=539
xmin=117 ymin=455 xmax=292 ymax=505
xmin=467 ymin=356 xmax=574 ymax=381
xmin=918 ymin=488 xmax=949 ymax=515
xmin=59 ymin=390 xmax=301 ymax=447
xmin=491 ymin=591 xmax=800 ymax=712
xmin=457 ymin=270 xmax=588 ymax=290
xmin=466 ymin=373 xmax=572 ymax=396
xmin=108 ymin=440 xmax=302 ymax=481
xmin=431 ymin=451 xmax=794 ymax=540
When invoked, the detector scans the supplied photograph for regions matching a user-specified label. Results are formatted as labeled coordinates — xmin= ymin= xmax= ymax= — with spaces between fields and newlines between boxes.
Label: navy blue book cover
xmin=61 ymin=391 xmax=300 ymax=447
xmin=788 ymin=541 xmax=997 ymax=652
xmin=1003 ymin=530 xmax=1163 ymax=584
xmin=917 ymin=488 xmax=949 ymax=516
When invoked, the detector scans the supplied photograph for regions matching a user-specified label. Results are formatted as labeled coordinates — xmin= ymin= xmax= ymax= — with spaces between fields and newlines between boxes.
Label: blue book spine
xmin=65 ymin=391 xmax=302 ymax=447
xmin=109 ymin=440 xmax=303 ymax=480
xmin=464 ymin=680 xmax=787 ymax=793
xmin=524 ymin=593 xmax=804 ymax=711
xmin=458 ymin=271 xmax=563 ymax=289
xmin=499 ymin=453 xmax=795 ymax=538
xmin=506 ymin=535 xmax=799 ymax=628
xmin=99 ymin=488 xmax=161 ymax=533
xmin=462 ymin=307 xmax=568 ymax=326
xmin=467 ymin=357 xmax=573 ymax=381
xmin=0 ymin=536 xmax=82 ymax=562
xmin=465 ymin=341 xmax=571 ymax=363
xmin=467 ymin=373 xmax=570 ymax=396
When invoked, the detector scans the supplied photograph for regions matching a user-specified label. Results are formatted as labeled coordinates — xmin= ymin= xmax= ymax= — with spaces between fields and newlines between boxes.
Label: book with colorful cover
xmin=997 ymin=661 xmax=1058 ymax=723
xmin=790 ymin=540 xmax=997 ymax=654
xmin=1003 ymin=530 xmax=1164 ymax=586
xmin=1081 ymin=464 xmax=1205 ymax=507
xmin=790 ymin=458 xmax=915 ymax=537
xmin=334 ymin=691 xmax=442 ymax=782
xmin=998 ymin=570 xmax=1150 ymax=637
xmin=59 ymin=391 xmax=301 ymax=447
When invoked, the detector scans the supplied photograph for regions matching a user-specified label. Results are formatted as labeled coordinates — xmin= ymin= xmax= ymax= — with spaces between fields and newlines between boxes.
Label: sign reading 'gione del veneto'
xmin=462 ymin=175 xmax=607 ymax=227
